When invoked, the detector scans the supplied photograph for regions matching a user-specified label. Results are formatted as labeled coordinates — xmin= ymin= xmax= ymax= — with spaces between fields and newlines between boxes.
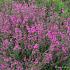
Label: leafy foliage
xmin=0 ymin=0 xmax=4 ymax=4
xmin=55 ymin=1 xmax=64 ymax=13
xmin=39 ymin=45 xmax=49 ymax=53
xmin=24 ymin=49 xmax=32 ymax=58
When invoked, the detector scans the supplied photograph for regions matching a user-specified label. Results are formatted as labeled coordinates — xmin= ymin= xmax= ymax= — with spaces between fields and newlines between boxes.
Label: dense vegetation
xmin=0 ymin=0 xmax=70 ymax=70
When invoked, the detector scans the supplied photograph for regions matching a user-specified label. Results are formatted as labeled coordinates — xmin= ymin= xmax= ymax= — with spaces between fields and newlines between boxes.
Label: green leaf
xmin=41 ymin=64 xmax=53 ymax=70
xmin=55 ymin=1 xmax=64 ymax=13
xmin=36 ymin=0 xmax=48 ymax=7
xmin=22 ymin=62 xmax=26 ymax=70
xmin=46 ymin=0 xmax=52 ymax=7
xmin=53 ymin=0 xmax=61 ymax=3
xmin=46 ymin=44 xmax=50 ymax=50
xmin=20 ymin=41 xmax=24 ymax=49
xmin=25 ymin=0 xmax=28 ymax=3
xmin=62 ymin=56 xmax=70 ymax=67
xmin=36 ymin=0 xmax=43 ymax=7
xmin=39 ymin=46 xmax=45 ymax=53
xmin=0 ymin=0 xmax=4 ymax=4
xmin=24 ymin=49 xmax=32 ymax=57
xmin=0 ymin=42 xmax=2 ymax=48
xmin=10 ymin=51 xmax=23 ymax=60
xmin=39 ymin=44 xmax=49 ymax=53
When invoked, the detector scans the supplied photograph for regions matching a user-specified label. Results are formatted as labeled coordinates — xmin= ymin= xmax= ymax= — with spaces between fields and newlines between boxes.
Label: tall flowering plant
xmin=0 ymin=0 xmax=70 ymax=70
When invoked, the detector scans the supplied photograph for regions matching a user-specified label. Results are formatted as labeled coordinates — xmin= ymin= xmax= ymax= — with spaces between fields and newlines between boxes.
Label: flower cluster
xmin=0 ymin=0 xmax=70 ymax=70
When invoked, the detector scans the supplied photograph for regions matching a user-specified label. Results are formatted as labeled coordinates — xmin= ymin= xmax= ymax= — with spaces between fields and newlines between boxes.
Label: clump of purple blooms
xmin=0 ymin=0 xmax=70 ymax=70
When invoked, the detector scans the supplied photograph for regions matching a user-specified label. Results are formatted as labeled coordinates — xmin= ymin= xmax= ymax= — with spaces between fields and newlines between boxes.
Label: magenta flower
xmin=23 ymin=15 xmax=29 ymax=23
xmin=34 ymin=58 xmax=38 ymax=64
xmin=14 ymin=28 xmax=22 ymax=41
xmin=26 ymin=25 xmax=31 ymax=33
xmin=12 ymin=2 xmax=22 ymax=13
xmin=2 ymin=39 xmax=9 ymax=49
xmin=33 ymin=44 xmax=39 ymax=49
xmin=52 ymin=40 xmax=60 ymax=46
xmin=13 ymin=42 xmax=21 ymax=50
xmin=60 ymin=67 xmax=62 ymax=70
xmin=48 ymin=24 xmax=58 ymax=32
xmin=47 ymin=31 xmax=57 ymax=41
xmin=59 ymin=32 xmax=65 ymax=39
xmin=10 ymin=15 xmax=17 ymax=24
xmin=0 ymin=64 xmax=6 ymax=69
xmin=45 ymin=53 xmax=52 ymax=63
xmin=61 ymin=8 xmax=64 ymax=13
xmin=26 ymin=25 xmax=36 ymax=34
xmin=30 ymin=26 xmax=36 ymax=33
xmin=61 ymin=45 xmax=68 ymax=53
xmin=49 ymin=44 xmax=55 ymax=52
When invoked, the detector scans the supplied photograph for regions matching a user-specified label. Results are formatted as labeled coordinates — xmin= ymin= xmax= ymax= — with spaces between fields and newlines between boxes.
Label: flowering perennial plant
xmin=0 ymin=0 xmax=70 ymax=70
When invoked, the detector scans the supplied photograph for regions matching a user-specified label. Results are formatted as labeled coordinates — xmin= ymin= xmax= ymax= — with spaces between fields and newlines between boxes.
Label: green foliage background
xmin=36 ymin=0 xmax=70 ymax=18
